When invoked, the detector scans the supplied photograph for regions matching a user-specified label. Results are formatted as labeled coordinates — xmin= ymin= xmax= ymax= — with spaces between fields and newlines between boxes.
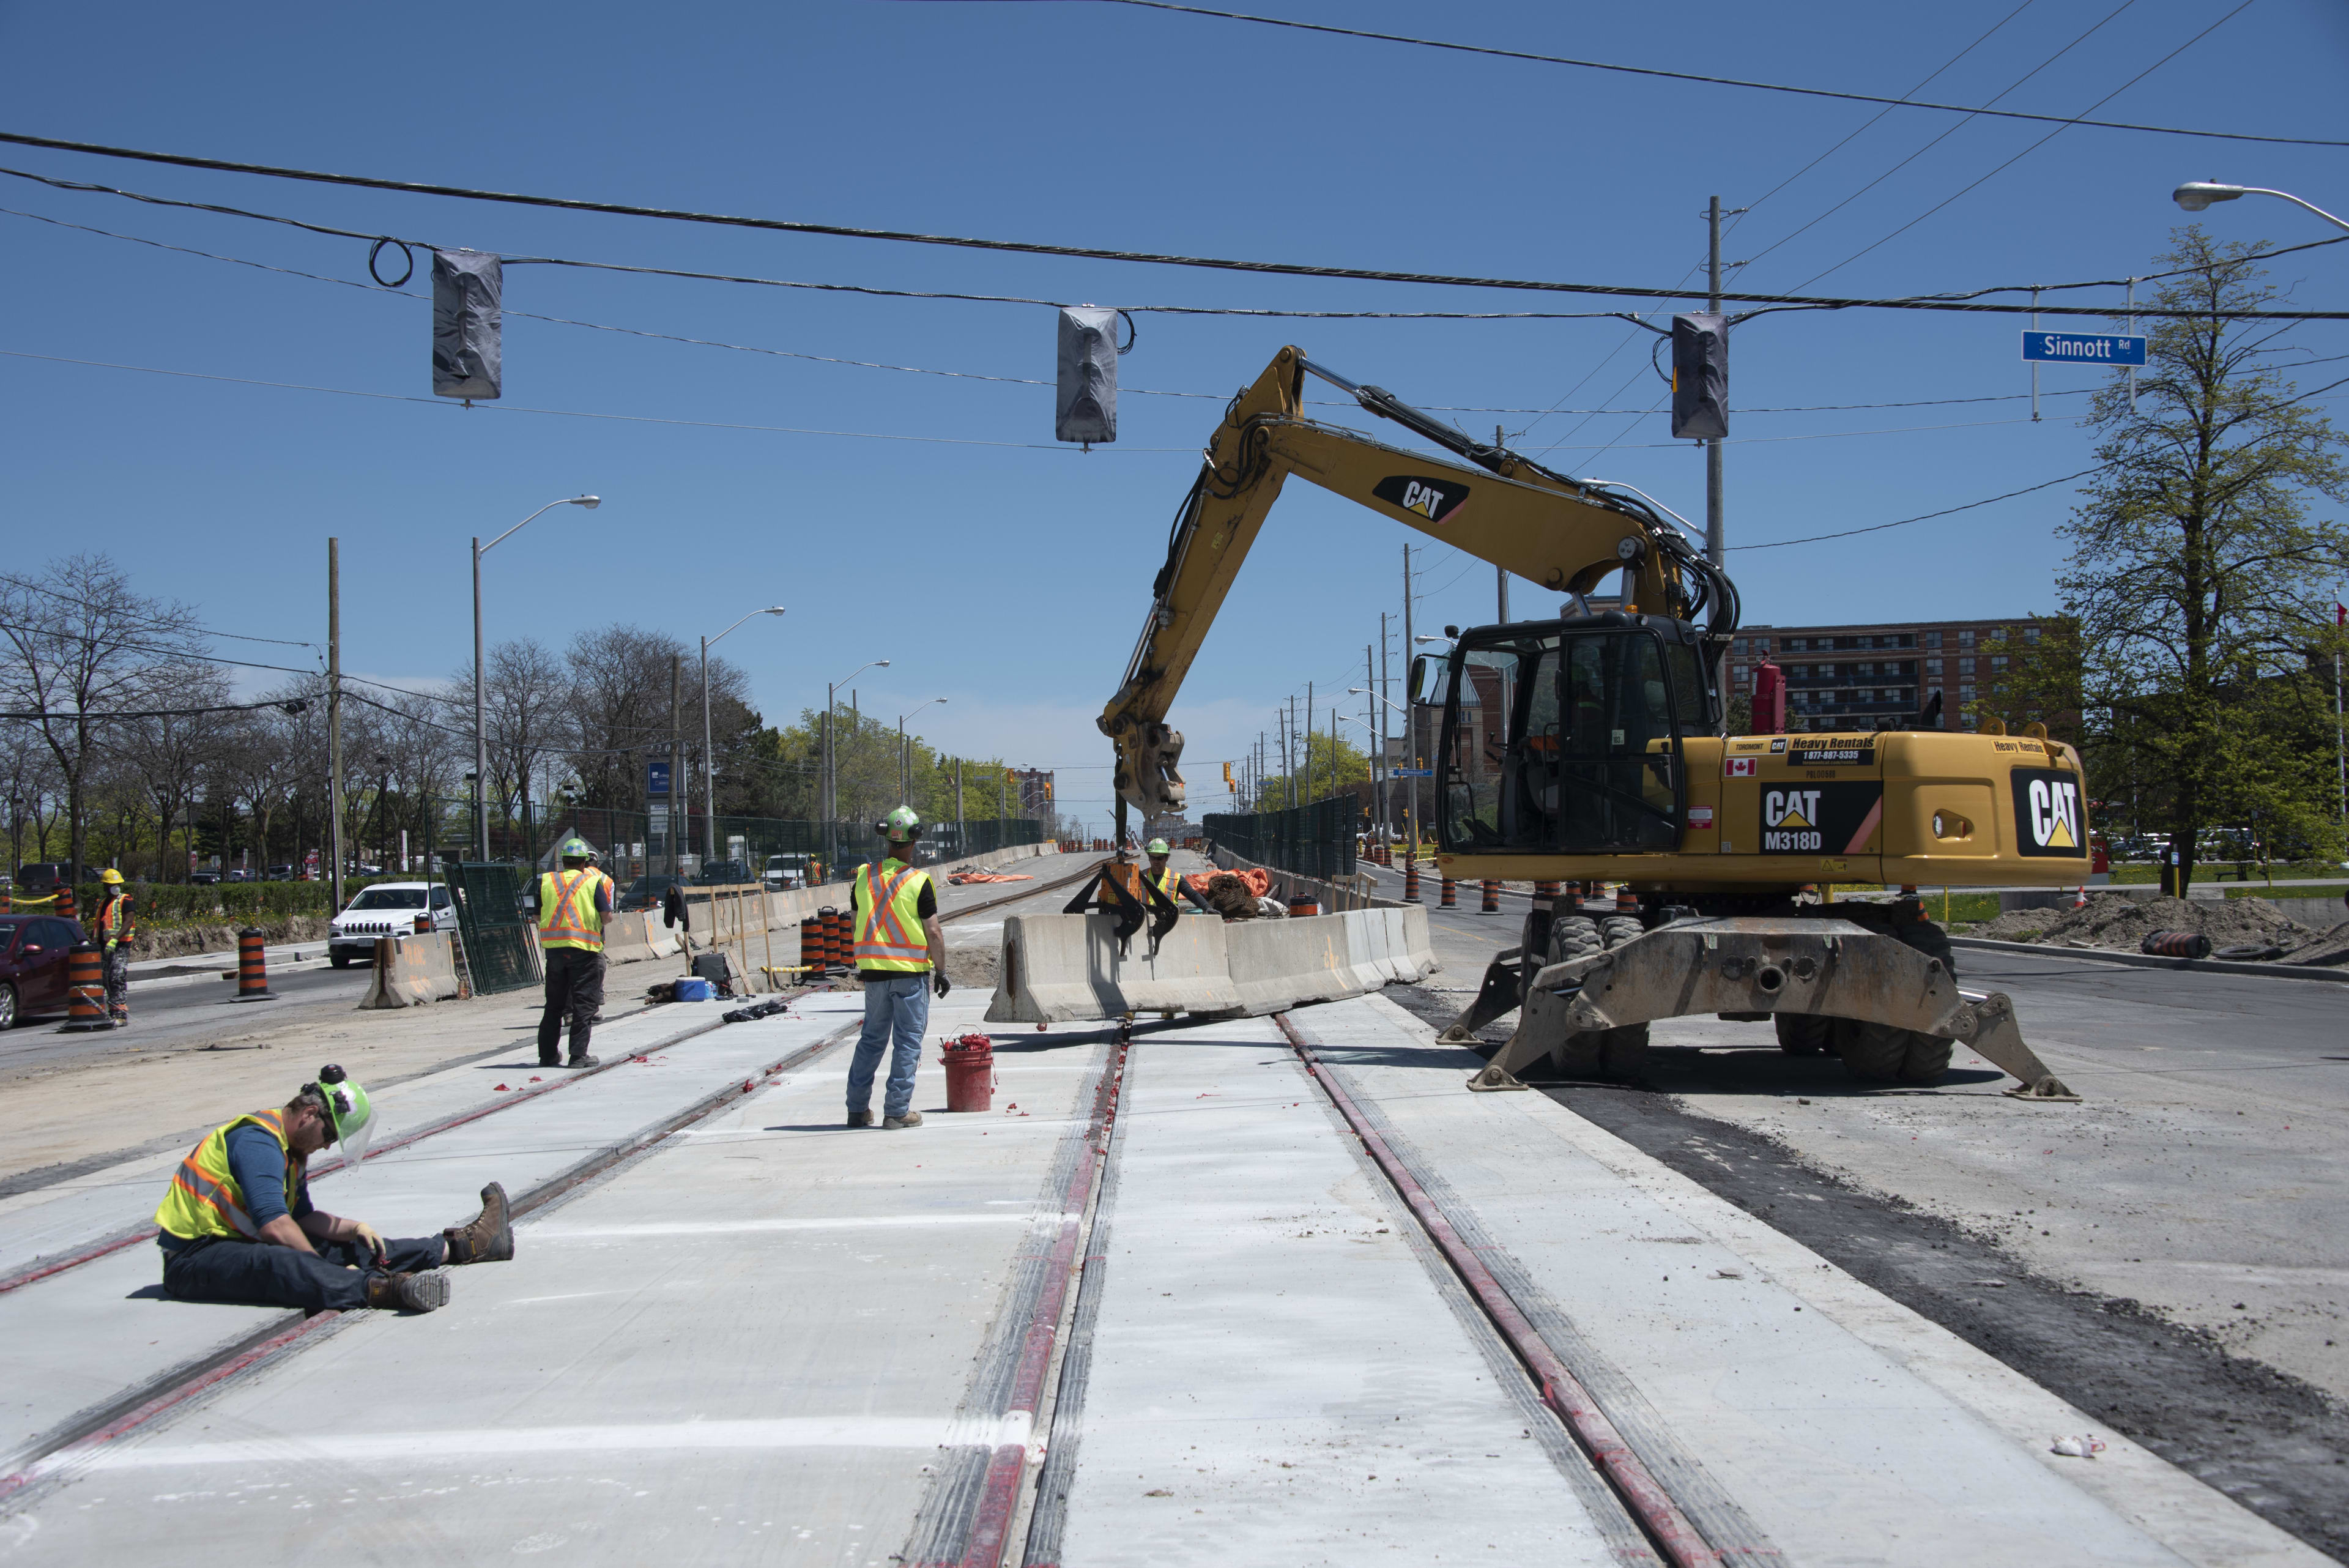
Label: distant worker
xmin=92 ymin=868 xmax=136 ymax=1026
xmin=536 ymin=836 xmax=615 ymax=1069
xmin=845 ymin=808 xmax=948 ymax=1131
xmin=154 ymin=1066 xmax=513 ymax=1315
xmin=1143 ymin=838 xmax=1213 ymax=912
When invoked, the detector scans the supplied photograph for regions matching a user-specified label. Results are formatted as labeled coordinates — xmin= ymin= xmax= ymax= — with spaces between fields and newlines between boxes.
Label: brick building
xmin=1729 ymin=617 xmax=2049 ymax=732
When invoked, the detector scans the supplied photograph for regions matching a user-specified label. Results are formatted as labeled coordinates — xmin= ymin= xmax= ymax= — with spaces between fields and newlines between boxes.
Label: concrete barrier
xmin=1228 ymin=915 xmax=1357 ymax=1014
xmin=600 ymin=910 xmax=662 ymax=966
xmin=358 ymin=931 xmax=461 ymax=1009
xmin=984 ymin=913 xmax=1239 ymax=1024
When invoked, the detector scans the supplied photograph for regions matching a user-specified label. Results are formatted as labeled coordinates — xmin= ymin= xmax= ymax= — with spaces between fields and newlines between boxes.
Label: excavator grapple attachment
xmin=1460 ymin=916 xmax=2076 ymax=1101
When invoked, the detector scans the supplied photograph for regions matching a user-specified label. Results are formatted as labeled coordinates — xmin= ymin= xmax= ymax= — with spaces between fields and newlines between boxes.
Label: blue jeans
xmin=847 ymin=973 xmax=931 ymax=1118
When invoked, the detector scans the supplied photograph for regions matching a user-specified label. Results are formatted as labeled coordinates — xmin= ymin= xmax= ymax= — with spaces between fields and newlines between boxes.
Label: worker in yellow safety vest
xmin=153 ymin=1065 xmax=514 ymax=1315
xmin=844 ymin=807 xmax=947 ymax=1131
xmin=536 ymin=836 xmax=615 ymax=1069
xmin=92 ymin=868 xmax=136 ymax=1025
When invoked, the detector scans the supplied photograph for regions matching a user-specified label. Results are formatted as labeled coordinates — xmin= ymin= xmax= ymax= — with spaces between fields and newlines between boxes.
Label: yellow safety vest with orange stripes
xmin=1146 ymin=866 xmax=1179 ymax=901
xmin=154 ymin=1108 xmax=303 ymax=1243
xmin=536 ymin=868 xmax=611 ymax=951
xmin=852 ymin=858 xmax=933 ymax=973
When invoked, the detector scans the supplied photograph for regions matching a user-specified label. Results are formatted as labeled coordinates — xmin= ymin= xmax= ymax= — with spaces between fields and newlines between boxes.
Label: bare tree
xmin=458 ymin=637 xmax=571 ymax=852
xmin=565 ymin=625 xmax=683 ymax=809
xmin=116 ymin=666 xmax=234 ymax=882
xmin=0 ymin=555 xmax=210 ymax=878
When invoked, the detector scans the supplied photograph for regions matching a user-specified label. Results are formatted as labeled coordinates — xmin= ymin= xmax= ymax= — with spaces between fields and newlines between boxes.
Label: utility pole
xmin=668 ymin=655 xmax=683 ymax=880
xmin=1494 ymin=426 xmax=1511 ymax=625
xmin=1401 ymin=543 xmax=1419 ymax=852
xmin=1370 ymin=636 xmax=1385 ymax=841
xmin=1707 ymin=195 xmax=1729 ymax=737
xmin=1305 ymin=682 xmax=1315 ymax=803
xmin=327 ymin=538 xmax=344 ymax=910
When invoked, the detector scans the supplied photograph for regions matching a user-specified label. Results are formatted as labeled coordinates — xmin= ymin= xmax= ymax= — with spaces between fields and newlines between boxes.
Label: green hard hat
xmin=311 ymin=1065 xmax=377 ymax=1161
xmin=558 ymin=836 xmax=595 ymax=862
xmin=1146 ymin=838 xmax=1171 ymax=856
xmin=882 ymin=806 xmax=921 ymax=841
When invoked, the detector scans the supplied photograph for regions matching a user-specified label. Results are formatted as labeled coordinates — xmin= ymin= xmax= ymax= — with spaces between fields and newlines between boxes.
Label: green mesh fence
xmin=1201 ymin=798 xmax=1357 ymax=882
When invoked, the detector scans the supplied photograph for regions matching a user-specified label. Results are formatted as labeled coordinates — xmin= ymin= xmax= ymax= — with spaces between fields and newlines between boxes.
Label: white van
xmin=763 ymin=853 xmax=812 ymax=891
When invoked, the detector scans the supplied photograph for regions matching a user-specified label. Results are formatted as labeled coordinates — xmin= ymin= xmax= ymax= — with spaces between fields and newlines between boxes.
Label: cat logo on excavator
xmin=1372 ymin=474 xmax=1470 ymax=524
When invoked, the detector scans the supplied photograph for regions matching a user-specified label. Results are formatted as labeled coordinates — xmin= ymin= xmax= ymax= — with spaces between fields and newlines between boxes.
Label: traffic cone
xmin=64 ymin=945 xmax=109 ymax=1030
xmin=1479 ymin=879 xmax=1501 ymax=914
xmin=232 ymin=927 xmax=276 ymax=1001
xmin=1439 ymin=875 xmax=1457 ymax=908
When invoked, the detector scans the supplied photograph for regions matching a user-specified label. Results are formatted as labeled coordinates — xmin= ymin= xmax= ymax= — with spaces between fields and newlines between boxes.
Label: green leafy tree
xmin=2055 ymin=229 xmax=2349 ymax=889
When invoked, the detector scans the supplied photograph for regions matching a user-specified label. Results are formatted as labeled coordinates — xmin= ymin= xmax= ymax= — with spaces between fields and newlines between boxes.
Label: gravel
xmin=1971 ymin=892 xmax=2325 ymax=956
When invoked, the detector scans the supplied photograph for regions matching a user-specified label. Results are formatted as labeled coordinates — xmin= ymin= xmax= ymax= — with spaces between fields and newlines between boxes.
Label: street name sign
xmin=2021 ymin=331 xmax=2145 ymax=366
xmin=1392 ymin=767 xmax=1433 ymax=778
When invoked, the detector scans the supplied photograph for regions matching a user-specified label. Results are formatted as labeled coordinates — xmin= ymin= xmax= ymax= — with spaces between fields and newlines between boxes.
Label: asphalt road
xmin=0 ymin=961 xmax=376 ymax=1076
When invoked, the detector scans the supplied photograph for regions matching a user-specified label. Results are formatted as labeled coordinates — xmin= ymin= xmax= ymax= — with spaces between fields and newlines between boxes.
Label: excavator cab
xmin=1429 ymin=612 xmax=1712 ymax=855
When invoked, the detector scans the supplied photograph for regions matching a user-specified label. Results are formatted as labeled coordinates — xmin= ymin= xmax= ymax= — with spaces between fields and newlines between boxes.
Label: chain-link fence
xmin=449 ymin=863 xmax=543 ymax=996
xmin=1202 ymin=799 xmax=1357 ymax=882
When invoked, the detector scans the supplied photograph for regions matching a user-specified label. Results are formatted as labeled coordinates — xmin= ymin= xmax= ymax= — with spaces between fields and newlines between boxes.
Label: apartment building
xmin=1729 ymin=616 xmax=2049 ymax=731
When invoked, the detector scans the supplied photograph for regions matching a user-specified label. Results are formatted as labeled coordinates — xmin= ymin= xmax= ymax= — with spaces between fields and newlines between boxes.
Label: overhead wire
xmin=1786 ymin=0 xmax=2259 ymax=294
xmin=0 ymin=136 xmax=2339 ymax=318
xmin=1084 ymin=0 xmax=2341 ymax=147
xmin=1732 ymin=467 xmax=2102 ymax=549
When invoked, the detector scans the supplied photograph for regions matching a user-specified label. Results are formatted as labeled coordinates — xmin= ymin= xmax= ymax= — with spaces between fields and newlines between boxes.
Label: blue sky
xmin=2 ymin=0 xmax=2343 ymax=830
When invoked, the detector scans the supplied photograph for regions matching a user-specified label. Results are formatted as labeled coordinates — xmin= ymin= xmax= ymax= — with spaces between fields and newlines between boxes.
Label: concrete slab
xmin=1297 ymin=994 xmax=2326 ymax=1568
xmin=0 ymin=1001 xmax=856 ymax=1473
xmin=1 ymin=994 xmax=1113 ymax=1567
xmin=1048 ymin=1011 xmax=1634 ymax=1567
xmin=0 ymin=1000 xmax=740 ymax=1280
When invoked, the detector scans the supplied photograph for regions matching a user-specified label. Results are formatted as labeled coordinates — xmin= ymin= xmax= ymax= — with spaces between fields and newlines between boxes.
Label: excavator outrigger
xmin=1100 ymin=346 xmax=2082 ymax=1099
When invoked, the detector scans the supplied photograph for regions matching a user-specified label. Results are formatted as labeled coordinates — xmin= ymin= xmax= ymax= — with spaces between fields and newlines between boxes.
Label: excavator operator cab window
xmin=1437 ymin=615 xmax=1691 ymax=855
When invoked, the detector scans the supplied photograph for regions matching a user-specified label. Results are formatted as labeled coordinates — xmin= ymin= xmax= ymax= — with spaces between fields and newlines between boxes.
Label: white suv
xmin=329 ymin=882 xmax=458 ymax=968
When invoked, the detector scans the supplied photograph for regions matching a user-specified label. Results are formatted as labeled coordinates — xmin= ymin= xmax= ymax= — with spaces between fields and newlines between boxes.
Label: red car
xmin=0 ymin=913 xmax=84 ymax=1030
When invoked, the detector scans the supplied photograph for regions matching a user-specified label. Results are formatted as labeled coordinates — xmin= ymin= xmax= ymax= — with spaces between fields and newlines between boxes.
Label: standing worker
xmin=536 ymin=836 xmax=614 ymax=1070
xmin=92 ymin=868 xmax=136 ymax=1026
xmin=1143 ymin=838 xmax=1212 ymax=910
xmin=845 ymin=807 xmax=948 ymax=1131
xmin=153 ymin=1065 xmax=514 ymax=1315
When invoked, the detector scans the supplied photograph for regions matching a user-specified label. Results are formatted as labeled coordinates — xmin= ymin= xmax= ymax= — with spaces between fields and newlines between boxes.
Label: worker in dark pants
xmin=536 ymin=836 xmax=615 ymax=1069
xmin=154 ymin=1066 xmax=514 ymax=1315
xmin=92 ymin=868 xmax=136 ymax=1025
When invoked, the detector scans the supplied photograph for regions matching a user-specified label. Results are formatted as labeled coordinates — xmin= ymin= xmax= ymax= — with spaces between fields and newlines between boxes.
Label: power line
xmin=1787 ymin=1 xmax=2256 ymax=294
xmin=0 ymin=564 xmax=320 ymax=652
xmin=0 ymin=133 xmax=2339 ymax=318
xmin=5 ymin=202 xmax=2140 ymax=417
xmin=1732 ymin=467 xmax=2101 ymax=549
xmin=1088 ymin=0 xmax=2340 ymax=147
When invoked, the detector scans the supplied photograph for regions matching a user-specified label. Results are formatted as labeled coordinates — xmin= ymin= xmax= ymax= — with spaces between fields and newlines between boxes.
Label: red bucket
xmin=943 ymin=1032 xmax=995 ymax=1113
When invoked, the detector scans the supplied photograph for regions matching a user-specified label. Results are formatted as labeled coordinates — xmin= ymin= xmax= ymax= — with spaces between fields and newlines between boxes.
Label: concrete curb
xmin=1950 ymin=935 xmax=2349 ymax=984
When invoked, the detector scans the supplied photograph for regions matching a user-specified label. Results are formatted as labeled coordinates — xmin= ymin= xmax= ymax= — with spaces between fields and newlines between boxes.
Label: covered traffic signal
xmin=1669 ymin=313 xmax=1727 ymax=440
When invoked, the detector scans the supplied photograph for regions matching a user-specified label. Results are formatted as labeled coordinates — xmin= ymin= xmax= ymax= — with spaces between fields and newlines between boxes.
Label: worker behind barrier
xmin=537 ymin=835 xmax=615 ymax=1069
xmin=844 ymin=807 xmax=948 ymax=1131
xmin=154 ymin=1066 xmax=514 ymax=1315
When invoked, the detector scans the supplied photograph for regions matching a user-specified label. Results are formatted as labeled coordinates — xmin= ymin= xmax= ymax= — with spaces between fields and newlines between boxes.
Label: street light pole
xmin=896 ymin=699 xmax=948 ymax=808
xmin=823 ymin=660 xmax=889 ymax=871
xmin=472 ymin=494 xmax=599 ymax=860
xmin=700 ymin=606 xmax=786 ymax=867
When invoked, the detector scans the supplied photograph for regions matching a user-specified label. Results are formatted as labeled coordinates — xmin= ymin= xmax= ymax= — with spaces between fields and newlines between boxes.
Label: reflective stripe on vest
xmin=538 ymin=868 xmax=608 ymax=951
xmin=853 ymin=861 xmax=932 ymax=971
xmin=154 ymin=1107 xmax=303 ymax=1243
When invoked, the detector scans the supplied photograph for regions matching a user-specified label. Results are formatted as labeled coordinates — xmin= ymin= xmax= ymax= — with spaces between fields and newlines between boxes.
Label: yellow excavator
xmin=1099 ymin=346 xmax=2084 ymax=1099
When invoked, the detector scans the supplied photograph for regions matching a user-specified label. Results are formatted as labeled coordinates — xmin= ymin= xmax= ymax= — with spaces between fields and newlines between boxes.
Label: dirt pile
xmin=1972 ymin=891 xmax=2324 ymax=956
xmin=129 ymin=915 xmax=332 ymax=962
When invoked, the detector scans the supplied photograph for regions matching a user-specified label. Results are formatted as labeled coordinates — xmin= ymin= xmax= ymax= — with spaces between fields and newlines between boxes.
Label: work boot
xmin=443 ymin=1181 xmax=514 ymax=1265
xmin=845 ymin=1110 xmax=874 ymax=1128
xmin=538 ymin=1054 xmax=561 ymax=1069
xmin=882 ymin=1110 xmax=924 ymax=1130
xmin=364 ymin=1269 xmax=450 ymax=1313
xmin=566 ymin=1053 xmax=599 ymax=1069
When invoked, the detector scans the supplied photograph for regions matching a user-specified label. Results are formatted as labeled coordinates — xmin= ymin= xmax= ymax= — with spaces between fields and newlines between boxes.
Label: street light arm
xmin=831 ymin=659 xmax=890 ymax=689
xmin=710 ymin=605 xmax=787 ymax=647
xmin=481 ymin=494 xmax=599 ymax=555
xmin=2173 ymin=182 xmax=2349 ymax=233
xmin=1348 ymin=686 xmax=1408 ymax=716
xmin=2238 ymin=187 xmax=2349 ymax=233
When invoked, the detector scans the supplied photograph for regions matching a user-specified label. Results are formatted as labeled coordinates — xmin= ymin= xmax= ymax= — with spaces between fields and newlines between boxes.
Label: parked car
xmin=617 ymin=874 xmax=681 ymax=913
xmin=763 ymin=853 xmax=812 ymax=891
xmin=265 ymin=865 xmax=297 ymax=882
xmin=188 ymin=871 xmax=221 ymax=886
xmin=0 ymin=913 xmax=86 ymax=1029
xmin=327 ymin=882 xmax=457 ymax=968
xmin=12 ymin=864 xmax=71 ymax=899
xmin=693 ymin=859 xmax=751 ymax=886
xmin=225 ymin=869 xmax=257 ymax=883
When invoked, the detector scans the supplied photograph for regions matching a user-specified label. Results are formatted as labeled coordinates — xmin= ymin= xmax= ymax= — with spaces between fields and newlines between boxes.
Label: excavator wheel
xmin=1555 ymin=915 xmax=1605 ymax=961
xmin=1599 ymin=915 xmax=1644 ymax=949
xmin=1550 ymin=919 xmax=1649 ymax=1077
xmin=1833 ymin=1019 xmax=1956 ymax=1083
xmin=1774 ymin=1013 xmax=1833 ymax=1056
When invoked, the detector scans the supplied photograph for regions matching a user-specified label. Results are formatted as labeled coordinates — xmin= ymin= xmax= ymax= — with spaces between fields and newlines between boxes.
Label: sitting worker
xmin=154 ymin=1066 xmax=513 ymax=1315
xmin=1062 ymin=844 xmax=1184 ymax=953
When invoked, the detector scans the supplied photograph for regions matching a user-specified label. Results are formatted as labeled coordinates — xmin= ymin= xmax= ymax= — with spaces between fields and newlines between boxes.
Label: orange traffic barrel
xmin=1439 ymin=875 xmax=1457 ymax=908
xmin=1286 ymin=892 xmax=1320 ymax=918
xmin=232 ymin=926 xmax=276 ymax=1001
xmin=1402 ymin=858 xmax=1421 ymax=902
xmin=1614 ymin=885 xmax=1639 ymax=914
xmin=1480 ymin=879 xmax=1502 ymax=914
xmin=800 ymin=916 xmax=822 ymax=975
xmin=64 ymin=944 xmax=110 ymax=1031
xmin=55 ymin=885 xmax=78 ymax=924
xmin=817 ymin=906 xmax=842 ymax=972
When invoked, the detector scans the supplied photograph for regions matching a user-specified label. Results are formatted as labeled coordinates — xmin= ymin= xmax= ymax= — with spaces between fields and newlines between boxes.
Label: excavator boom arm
xmin=1101 ymin=345 xmax=1737 ymax=820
